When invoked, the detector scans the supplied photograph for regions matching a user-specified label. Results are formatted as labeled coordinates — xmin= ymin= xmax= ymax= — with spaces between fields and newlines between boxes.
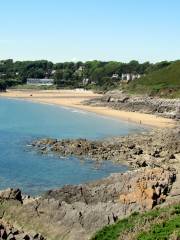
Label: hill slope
xmin=125 ymin=61 xmax=180 ymax=98
xmin=92 ymin=203 xmax=180 ymax=240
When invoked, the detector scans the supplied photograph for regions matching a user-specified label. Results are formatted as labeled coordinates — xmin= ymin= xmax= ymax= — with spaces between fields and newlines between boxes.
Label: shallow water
xmin=0 ymin=98 xmax=147 ymax=195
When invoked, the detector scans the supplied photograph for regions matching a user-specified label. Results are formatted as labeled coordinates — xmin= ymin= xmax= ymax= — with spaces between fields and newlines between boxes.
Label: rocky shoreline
xmin=84 ymin=91 xmax=180 ymax=119
xmin=0 ymin=127 xmax=179 ymax=239
xmin=31 ymin=127 xmax=180 ymax=169
xmin=0 ymin=167 xmax=176 ymax=240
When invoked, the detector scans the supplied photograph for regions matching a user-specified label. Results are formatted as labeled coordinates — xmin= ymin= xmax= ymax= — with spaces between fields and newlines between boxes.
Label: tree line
xmin=0 ymin=59 xmax=172 ymax=91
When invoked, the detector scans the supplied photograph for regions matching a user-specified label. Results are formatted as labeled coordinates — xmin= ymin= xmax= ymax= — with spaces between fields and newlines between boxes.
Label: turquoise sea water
xmin=0 ymin=98 xmax=146 ymax=196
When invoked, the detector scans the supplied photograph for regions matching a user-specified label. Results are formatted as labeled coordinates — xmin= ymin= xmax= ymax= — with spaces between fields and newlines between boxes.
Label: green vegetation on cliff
xmin=125 ymin=61 xmax=180 ymax=98
xmin=0 ymin=59 xmax=171 ymax=90
xmin=1 ymin=59 xmax=180 ymax=97
xmin=92 ymin=203 xmax=180 ymax=240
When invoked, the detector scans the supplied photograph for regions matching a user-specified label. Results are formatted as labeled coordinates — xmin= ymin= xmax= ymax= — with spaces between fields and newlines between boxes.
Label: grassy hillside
xmin=91 ymin=203 xmax=180 ymax=240
xmin=124 ymin=61 xmax=180 ymax=98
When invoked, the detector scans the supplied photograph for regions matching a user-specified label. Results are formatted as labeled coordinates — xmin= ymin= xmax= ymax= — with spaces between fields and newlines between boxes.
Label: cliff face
xmin=84 ymin=91 xmax=180 ymax=119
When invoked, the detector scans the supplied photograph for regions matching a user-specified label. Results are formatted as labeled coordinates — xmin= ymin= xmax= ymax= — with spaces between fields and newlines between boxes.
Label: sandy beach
xmin=0 ymin=89 xmax=176 ymax=128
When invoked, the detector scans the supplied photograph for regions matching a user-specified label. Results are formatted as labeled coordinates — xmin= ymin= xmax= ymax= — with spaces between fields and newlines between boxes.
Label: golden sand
xmin=0 ymin=89 xmax=176 ymax=128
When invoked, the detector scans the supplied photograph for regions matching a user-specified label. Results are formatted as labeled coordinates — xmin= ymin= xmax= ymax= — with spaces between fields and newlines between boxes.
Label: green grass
xmin=124 ymin=61 xmax=180 ymax=98
xmin=91 ymin=216 xmax=136 ymax=240
xmin=137 ymin=215 xmax=180 ymax=240
xmin=91 ymin=203 xmax=180 ymax=240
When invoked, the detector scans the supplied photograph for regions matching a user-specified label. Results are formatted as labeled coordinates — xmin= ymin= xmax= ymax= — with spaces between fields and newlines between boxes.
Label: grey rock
xmin=84 ymin=91 xmax=180 ymax=119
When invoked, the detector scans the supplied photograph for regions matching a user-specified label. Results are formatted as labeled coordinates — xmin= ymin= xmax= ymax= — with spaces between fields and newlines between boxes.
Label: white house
xmin=121 ymin=73 xmax=141 ymax=82
xmin=51 ymin=70 xmax=56 ymax=75
xmin=111 ymin=73 xmax=119 ymax=79
xmin=27 ymin=78 xmax=54 ymax=86
xmin=82 ymin=78 xmax=89 ymax=85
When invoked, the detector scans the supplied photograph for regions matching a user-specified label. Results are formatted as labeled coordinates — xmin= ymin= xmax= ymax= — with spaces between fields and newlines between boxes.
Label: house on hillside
xmin=111 ymin=73 xmax=119 ymax=79
xmin=27 ymin=78 xmax=54 ymax=86
xmin=51 ymin=70 xmax=56 ymax=75
xmin=121 ymin=73 xmax=141 ymax=83
xmin=82 ymin=78 xmax=90 ymax=85
xmin=75 ymin=66 xmax=84 ymax=77
xmin=0 ymin=73 xmax=6 ymax=77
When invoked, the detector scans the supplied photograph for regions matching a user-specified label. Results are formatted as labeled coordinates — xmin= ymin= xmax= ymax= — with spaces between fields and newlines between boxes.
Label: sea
xmin=0 ymin=98 xmax=147 ymax=195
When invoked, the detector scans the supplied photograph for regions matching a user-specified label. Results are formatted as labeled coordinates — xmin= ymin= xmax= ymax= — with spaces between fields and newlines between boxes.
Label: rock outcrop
xmin=84 ymin=91 xmax=180 ymax=119
xmin=0 ymin=188 xmax=22 ymax=202
xmin=0 ymin=189 xmax=45 ymax=240
xmin=0 ymin=167 xmax=175 ymax=240
xmin=31 ymin=127 xmax=180 ymax=169
xmin=44 ymin=167 xmax=175 ymax=210
xmin=0 ymin=221 xmax=45 ymax=240
xmin=119 ymin=168 xmax=174 ymax=210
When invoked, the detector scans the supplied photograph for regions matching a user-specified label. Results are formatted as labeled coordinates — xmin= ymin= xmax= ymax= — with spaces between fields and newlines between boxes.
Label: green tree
xmin=0 ymin=80 xmax=7 ymax=91
xmin=54 ymin=70 xmax=64 ymax=86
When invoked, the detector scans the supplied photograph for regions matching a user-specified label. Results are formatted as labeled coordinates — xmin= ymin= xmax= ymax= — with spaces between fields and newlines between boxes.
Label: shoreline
xmin=0 ymin=89 xmax=176 ymax=128
xmin=2 ymin=126 xmax=179 ymax=240
xmin=0 ymin=90 xmax=179 ymax=240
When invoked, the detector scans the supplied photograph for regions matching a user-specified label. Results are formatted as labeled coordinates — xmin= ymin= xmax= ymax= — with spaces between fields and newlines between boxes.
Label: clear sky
xmin=0 ymin=0 xmax=180 ymax=63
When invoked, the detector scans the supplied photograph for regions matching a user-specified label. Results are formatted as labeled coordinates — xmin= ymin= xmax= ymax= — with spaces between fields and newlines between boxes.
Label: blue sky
xmin=0 ymin=0 xmax=180 ymax=63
